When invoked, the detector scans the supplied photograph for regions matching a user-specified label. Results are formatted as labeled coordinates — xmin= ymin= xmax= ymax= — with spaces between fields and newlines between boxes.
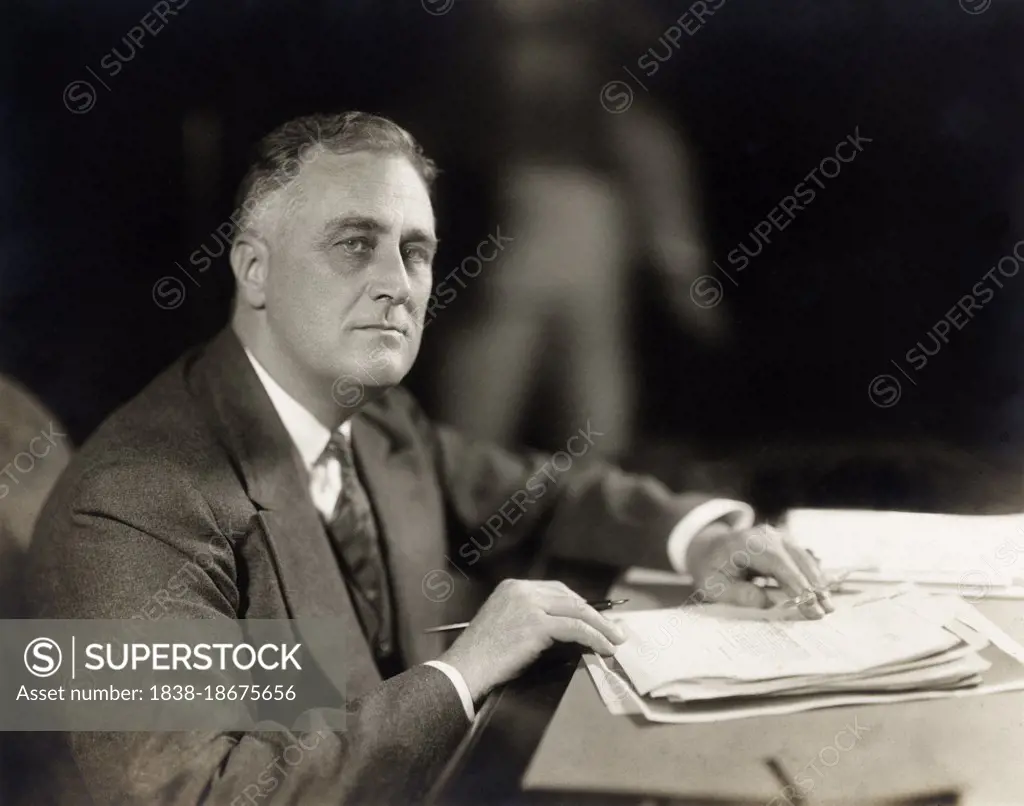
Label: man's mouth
xmin=354 ymin=324 xmax=408 ymax=336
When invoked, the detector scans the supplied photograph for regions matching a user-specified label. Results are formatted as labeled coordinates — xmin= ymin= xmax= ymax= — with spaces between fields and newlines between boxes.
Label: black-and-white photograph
xmin=3 ymin=1 xmax=1024 ymax=803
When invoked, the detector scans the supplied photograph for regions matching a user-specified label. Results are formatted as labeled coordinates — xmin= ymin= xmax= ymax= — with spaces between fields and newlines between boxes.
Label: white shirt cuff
xmin=666 ymin=498 xmax=756 ymax=573
xmin=423 ymin=660 xmax=475 ymax=722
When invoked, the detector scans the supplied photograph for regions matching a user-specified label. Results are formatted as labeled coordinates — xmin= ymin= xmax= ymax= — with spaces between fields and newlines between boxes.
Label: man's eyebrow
xmin=402 ymin=228 xmax=439 ymax=250
xmin=314 ymin=216 xmax=437 ymax=251
xmin=315 ymin=215 xmax=385 ymax=248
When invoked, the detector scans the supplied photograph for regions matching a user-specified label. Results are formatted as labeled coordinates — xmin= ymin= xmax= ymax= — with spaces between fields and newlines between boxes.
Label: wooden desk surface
xmin=430 ymin=575 xmax=1024 ymax=806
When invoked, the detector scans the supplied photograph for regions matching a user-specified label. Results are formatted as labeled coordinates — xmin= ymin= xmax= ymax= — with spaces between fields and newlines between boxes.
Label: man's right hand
xmin=438 ymin=579 xmax=627 ymax=704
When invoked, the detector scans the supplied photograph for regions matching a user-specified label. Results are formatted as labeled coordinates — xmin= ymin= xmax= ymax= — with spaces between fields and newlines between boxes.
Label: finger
xmin=541 ymin=581 xmax=586 ymax=602
xmin=784 ymin=541 xmax=834 ymax=613
xmin=534 ymin=582 xmax=591 ymax=613
xmin=712 ymin=580 xmax=772 ymax=609
xmin=747 ymin=537 xmax=814 ymax=595
xmin=546 ymin=615 xmax=618 ymax=656
xmin=797 ymin=596 xmax=825 ymax=619
xmin=783 ymin=539 xmax=826 ymax=588
xmin=508 ymin=580 xmax=582 ymax=607
xmin=805 ymin=548 xmax=835 ymax=589
xmin=747 ymin=545 xmax=824 ymax=620
xmin=696 ymin=567 xmax=734 ymax=604
xmin=544 ymin=594 xmax=627 ymax=644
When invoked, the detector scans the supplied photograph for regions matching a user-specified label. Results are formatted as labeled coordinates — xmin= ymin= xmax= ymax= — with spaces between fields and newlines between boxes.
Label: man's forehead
xmin=300 ymin=151 xmax=432 ymax=209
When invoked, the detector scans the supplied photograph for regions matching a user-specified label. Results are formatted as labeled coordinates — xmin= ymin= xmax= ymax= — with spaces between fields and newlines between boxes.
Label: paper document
xmin=585 ymin=587 xmax=1024 ymax=723
xmin=612 ymin=593 xmax=959 ymax=695
xmin=785 ymin=509 xmax=1024 ymax=587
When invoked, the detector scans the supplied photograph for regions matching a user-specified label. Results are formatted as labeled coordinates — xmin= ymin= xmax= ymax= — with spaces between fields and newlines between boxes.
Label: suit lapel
xmin=194 ymin=328 xmax=381 ymax=696
xmin=352 ymin=409 xmax=447 ymax=665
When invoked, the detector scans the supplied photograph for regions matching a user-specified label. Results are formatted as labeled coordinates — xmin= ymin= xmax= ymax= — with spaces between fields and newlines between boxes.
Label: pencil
xmin=423 ymin=598 xmax=629 ymax=634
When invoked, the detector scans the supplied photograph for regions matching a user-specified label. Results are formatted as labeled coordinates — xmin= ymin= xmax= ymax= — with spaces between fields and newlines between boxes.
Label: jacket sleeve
xmin=390 ymin=388 xmax=714 ymax=573
xmin=26 ymin=457 xmax=469 ymax=806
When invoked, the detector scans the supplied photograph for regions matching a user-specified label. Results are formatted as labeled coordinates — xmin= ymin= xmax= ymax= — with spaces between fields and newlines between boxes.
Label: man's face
xmin=259 ymin=151 xmax=436 ymax=398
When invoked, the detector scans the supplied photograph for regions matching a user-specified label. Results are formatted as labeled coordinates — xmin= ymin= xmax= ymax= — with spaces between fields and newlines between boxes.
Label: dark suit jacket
xmin=27 ymin=327 xmax=711 ymax=805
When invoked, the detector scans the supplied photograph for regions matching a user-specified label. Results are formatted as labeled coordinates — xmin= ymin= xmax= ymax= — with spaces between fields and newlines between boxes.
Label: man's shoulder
xmin=52 ymin=342 xmax=228 ymax=513
xmin=83 ymin=346 xmax=212 ymax=463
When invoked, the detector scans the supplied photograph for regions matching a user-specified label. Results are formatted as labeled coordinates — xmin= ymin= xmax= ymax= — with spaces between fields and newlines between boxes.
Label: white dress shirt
xmin=244 ymin=349 xmax=752 ymax=722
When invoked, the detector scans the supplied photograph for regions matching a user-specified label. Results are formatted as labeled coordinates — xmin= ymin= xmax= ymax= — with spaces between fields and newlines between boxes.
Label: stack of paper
xmin=586 ymin=587 xmax=1024 ymax=724
xmin=784 ymin=508 xmax=1024 ymax=594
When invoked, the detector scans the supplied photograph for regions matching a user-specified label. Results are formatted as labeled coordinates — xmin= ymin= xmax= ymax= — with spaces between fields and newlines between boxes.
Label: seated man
xmin=27 ymin=111 xmax=832 ymax=805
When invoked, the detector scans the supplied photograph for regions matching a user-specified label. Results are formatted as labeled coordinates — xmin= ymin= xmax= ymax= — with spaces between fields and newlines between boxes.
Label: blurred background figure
xmin=436 ymin=0 xmax=726 ymax=461
xmin=0 ymin=376 xmax=71 ymax=806
xmin=5 ymin=0 xmax=1023 ymax=536
xmin=0 ymin=375 xmax=71 ymax=618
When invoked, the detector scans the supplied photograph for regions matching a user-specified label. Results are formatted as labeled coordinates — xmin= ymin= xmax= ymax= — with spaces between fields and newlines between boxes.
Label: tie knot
xmin=322 ymin=430 xmax=354 ymax=468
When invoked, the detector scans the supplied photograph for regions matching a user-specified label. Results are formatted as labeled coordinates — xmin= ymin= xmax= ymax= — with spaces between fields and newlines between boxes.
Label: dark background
xmin=4 ymin=0 xmax=1024 ymax=511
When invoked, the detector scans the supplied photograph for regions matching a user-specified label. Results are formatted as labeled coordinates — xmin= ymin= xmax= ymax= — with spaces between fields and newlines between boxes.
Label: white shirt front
xmin=244 ymin=349 xmax=349 ymax=518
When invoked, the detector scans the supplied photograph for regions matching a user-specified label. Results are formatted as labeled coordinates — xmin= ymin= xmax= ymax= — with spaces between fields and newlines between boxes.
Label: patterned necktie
xmin=321 ymin=431 xmax=397 ymax=665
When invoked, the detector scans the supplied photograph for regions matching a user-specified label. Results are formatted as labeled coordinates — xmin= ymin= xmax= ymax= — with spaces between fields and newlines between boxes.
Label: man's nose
xmin=369 ymin=250 xmax=412 ymax=304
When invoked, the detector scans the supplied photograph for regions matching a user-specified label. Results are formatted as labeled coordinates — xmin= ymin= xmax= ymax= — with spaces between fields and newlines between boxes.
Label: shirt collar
xmin=244 ymin=348 xmax=351 ymax=471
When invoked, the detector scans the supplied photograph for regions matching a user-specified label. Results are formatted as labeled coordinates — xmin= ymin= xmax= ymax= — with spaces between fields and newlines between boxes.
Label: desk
xmin=428 ymin=566 xmax=1023 ymax=806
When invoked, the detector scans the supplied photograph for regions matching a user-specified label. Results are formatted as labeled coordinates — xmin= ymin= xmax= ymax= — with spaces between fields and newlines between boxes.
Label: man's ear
xmin=230 ymin=230 xmax=270 ymax=310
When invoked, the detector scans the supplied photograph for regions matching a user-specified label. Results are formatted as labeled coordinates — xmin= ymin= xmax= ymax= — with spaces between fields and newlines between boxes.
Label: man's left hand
xmin=684 ymin=522 xmax=835 ymax=619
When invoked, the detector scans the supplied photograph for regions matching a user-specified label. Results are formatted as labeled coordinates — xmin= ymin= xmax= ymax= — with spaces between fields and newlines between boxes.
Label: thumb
xmin=713 ymin=581 xmax=772 ymax=609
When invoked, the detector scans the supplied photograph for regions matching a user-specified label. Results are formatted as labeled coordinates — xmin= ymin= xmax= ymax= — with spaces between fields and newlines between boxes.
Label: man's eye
xmin=402 ymin=245 xmax=432 ymax=264
xmin=339 ymin=237 xmax=372 ymax=256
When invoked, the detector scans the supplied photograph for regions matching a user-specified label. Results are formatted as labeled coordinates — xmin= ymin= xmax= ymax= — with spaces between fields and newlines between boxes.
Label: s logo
xmin=24 ymin=637 xmax=62 ymax=678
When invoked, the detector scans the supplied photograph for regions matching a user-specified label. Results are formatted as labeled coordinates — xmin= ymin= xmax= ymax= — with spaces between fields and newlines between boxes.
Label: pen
xmin=765 ymin=758 xmax=805 ymax=806
xmin=778 ymin=568 xmax=865 ymax=609
xmin=423 ymin=599 xmax=630 ymax=634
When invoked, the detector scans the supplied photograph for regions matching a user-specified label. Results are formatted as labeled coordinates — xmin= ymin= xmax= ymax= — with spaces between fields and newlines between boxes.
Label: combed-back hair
xmin=232 ymin=111 xmax=439 ymax=234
